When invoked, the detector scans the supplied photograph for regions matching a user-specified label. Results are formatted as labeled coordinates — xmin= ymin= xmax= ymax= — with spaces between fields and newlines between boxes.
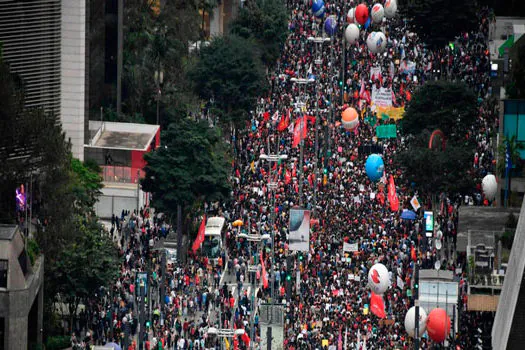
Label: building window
xmin=0 ymin=260 xmax=7 ymax=288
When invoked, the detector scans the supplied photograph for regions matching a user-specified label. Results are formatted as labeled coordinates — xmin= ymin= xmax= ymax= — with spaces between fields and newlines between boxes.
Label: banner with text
xmin=372 ymin=86 xmax=393 ymax=107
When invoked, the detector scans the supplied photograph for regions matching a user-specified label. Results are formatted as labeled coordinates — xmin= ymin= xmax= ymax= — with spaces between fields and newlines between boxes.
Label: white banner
xmin=372 ymin=86 xmax=393 ymax=107
xmin=343 ymin=242 xmax=359 ymax=252
xmin=289 ymin=209 xmax=310 ymax=251
xmin=397 ymin=275 xmax=405 ymax=290
xmin=370 ymin=66 xmax=382 ymax=80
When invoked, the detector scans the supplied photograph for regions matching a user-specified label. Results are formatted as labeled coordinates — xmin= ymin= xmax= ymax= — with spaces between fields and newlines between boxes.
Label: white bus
xmin=202 ymin=216 xmax=226 ymax=261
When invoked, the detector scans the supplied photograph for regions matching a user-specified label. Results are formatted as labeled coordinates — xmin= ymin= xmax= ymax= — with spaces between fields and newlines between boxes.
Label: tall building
xmin=0 ymin=0 xmax=87 ymax=160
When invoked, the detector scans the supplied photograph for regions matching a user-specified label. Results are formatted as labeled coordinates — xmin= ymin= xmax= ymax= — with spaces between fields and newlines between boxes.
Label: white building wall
xmin=61 ymin=0 xmax=86 ymax=160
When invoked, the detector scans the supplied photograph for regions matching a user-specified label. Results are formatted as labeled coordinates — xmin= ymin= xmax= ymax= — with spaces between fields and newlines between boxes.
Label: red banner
xmin=370 ymin=292 xmax=386 ymax=319
xmin=292 ymin=116 xmax=308 ymax=148
xmin=191 ymin=215 xmax=207 ymax=254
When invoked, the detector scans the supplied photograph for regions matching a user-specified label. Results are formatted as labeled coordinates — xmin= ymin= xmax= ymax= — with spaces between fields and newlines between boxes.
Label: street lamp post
xmin=307 ymin=36 xmax=330 ymax=216
xmin=237 ymin=232 xmax=270 ymax=349
xmin=259 ymin=153 xmax=287 ymax=350
xmin=290 ymin=78 xmax=314 ymax=207
xmin=154 ymin=69 xmax=164 ymax=125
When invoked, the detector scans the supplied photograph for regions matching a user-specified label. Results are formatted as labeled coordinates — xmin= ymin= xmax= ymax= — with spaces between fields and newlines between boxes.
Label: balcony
xmin=101 ymin=165 xmax=144 ymax=184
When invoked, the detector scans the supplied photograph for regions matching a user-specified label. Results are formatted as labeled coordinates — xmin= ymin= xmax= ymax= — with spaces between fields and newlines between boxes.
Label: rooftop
xmin=86 ymin=121 xmax=160 ymax=151
xmin=0 ymin=224 xmax=18 ymax=241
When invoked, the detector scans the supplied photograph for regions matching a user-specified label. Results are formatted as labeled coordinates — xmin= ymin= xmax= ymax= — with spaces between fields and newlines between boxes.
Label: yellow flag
xmin=225 ymin=337 xmax=230 ymax=350
xmin=250 ymin=161 xmax=255 ymax=173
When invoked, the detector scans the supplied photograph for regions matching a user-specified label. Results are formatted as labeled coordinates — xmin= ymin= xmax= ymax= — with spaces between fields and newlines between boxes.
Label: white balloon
xmin=368 ymin=263 xmax=390 ymax=295
xmin=367 ymin=31 xmax=386 ymax=53
xmin=405 ymin=306 xmax=428 ymax=338
xmin=482 ymin=174 xmax=497 ymax=200
xmin=347 ymin=8 xmax=355 ymax=23
xmin=345 ymin=24 xmax=360 ymax=45
xmin=384 ymin=0 xmax=397 ymax=18
xmin=366 ymin=32 xmax=378 ymax=53
xmin=371 ymin=4 xmax=384 ymax=24
xmin=377 ymin=31 xmax=387 ymax=53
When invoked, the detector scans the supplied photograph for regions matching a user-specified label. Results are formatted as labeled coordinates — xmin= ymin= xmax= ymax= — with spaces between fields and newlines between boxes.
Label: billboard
xmin=424 ymin=211 xmax=434 ymax=237
xmin=288 ymin=209 xmax=310 ymax=251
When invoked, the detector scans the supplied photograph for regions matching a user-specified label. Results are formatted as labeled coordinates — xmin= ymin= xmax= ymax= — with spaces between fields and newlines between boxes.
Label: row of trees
xmin=136 ymin=0 xmax=288 ymax=236
xmin=0 ymin=56 xmax=119 ymax=336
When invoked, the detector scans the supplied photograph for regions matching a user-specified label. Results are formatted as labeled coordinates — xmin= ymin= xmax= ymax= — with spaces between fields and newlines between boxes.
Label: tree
xmin=396 ymin=81 xmax=479 ymax=195
xmin=230 ymin=0 xmax=288 ymax=67
xmin=506 ymin=42 xmax=525 ymax=99
xmin=70 ymin=158 xmax=104 ymax=215
xmin=141 ymin=117 xmax=232 ymax=214
xmin=401 ymin=81 xmax=478 ymax=142
xmin=497 ymin=135 xmax=525 ymax=203
xmin=122 ymin=0 xmax=201 ymax=125
xmin=50 ymin=217 xmax=120 ymax=332
xmin=401 ymin=0 xmax=479 ymax=49
xmin=188 ymin=35 xmax=268 ymax=126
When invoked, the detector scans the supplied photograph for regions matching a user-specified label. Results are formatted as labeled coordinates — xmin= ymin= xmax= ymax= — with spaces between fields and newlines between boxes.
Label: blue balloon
xmin=324 ymin=16 xmax=337 ymax=36
xmin=312 ymin=0 xmax=325 ymax=18
xmin=364 ymin=16 xmax=371 ymax=30
xmin=365 ymin=154 xmax=384 ymax=182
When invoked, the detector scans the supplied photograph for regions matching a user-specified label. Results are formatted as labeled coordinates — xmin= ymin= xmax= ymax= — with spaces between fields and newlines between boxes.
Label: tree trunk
xmin=177 ymin=203 xmax=183 ymax=262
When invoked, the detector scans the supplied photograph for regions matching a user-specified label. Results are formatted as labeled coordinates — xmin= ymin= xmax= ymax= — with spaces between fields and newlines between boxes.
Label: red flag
xmin=388 ymin=175 xmax=399 ymax=212
xmin=192 ymin=215 xmax=207 ymax=254
xmin=260 ymin=252 xmax=268 ymax=289
xmin=233 ymin=335 xmax=239 ymax=350
xmin=241 ymin=332 xmax=251 ymax=346
xmin=411 ymin=246 xmax=417 ymax=261
xmin=405 ymin=90 xmax=412 ymax=102
xmin=277 ymin=109 xmax=290 ymax=132
xmin=285 ymin=169 xmax=291 ymax=185
xmin=263 ymin=111 xmax=270 ymax=121
xmin=293 ymin=116 xmax=307 ymax=148
xmin=370 ymin=292 xmax=386 ymax=319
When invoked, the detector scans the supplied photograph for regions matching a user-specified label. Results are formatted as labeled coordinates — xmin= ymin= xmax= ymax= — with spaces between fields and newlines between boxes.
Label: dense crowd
xmin=73 ymin=1 xmax=500 ymax=349
xmin=226 ymin=1 xmax=497 ymax=349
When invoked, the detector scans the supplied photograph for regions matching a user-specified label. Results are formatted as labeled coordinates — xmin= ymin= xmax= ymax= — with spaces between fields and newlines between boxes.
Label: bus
xmin=202 ymin=216 xmax=226 ymax=262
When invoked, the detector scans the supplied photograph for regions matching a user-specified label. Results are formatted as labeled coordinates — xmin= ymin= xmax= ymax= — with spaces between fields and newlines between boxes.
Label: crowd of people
xmin=74 ymin=1 xmax=500 ymax=349
xmin=225 ymin=1 xmax=498 ymax=349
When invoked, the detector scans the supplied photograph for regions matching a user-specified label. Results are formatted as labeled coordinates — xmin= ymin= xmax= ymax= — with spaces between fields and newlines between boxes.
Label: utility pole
xmin=307 ymin=36 xmax=330 ymax=216
xmin=117 ymin=0 xmax=123 ymax=116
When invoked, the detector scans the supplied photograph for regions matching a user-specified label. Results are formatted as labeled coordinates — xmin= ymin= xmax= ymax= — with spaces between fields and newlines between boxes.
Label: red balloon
xmin=355 ymin=4 xmax=369 ymax=25
xmin=426 ymin=308 xmax=451 ymax=343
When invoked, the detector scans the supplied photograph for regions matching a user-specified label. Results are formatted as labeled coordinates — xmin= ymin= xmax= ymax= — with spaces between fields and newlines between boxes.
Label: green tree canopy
xmin=230 ymin=0 xmax=288 ymax=67
xmin=50 ymin=217 xmax=120 ymax=329
xmin=141 ymin=117 xmax=232 ymax=216
xmin=401 ymin=81 xmax=478 ymax=142
xmin=397 ymin=81 xmax=479 ymax=195
xmin=506 ymin=42 xmax=525 ymax=99
xmin=401 ymin=0 xmax=479 ymax=49
xmin=188 ymin=35 xmax=268 ymax=126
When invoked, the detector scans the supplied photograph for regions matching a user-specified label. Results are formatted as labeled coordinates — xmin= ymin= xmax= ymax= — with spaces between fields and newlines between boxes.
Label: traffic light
xmin=145 ymin=320 xmax=151 ymax=328
xmin=339 ymin=81 xmax=343 ymax=87
xmin=286 ymin=273 xmax=292 ymax=281
xmin=298 ymin=252 xmax=303 ymax=261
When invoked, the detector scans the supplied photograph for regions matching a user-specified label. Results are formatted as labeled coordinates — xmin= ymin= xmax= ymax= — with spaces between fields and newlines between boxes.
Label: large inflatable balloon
xmin=367 ymin=31 xmax=386 ymax=53
xmin=365 ymin=154 xmax=384 ymax=182
xmin=347 ymin=8 xmax=355 ymax=23
xmin=404 ymin=306 xmax=428 ymax=338
xmin=324 ymin=15 xmax=337 ymax=36
xmin=482 ymin=174 xmax=497 ymax=200
xmin=384 ymin=0 xmax=398 ymax=18
xmin=341 ymin=107 xmax=359 ymax=131
xmin=377 ymin=31 xmax=387 ymax=52
xmin=345 ymin=24 xmax=360 ymax=44
xmin=426 ymin=308 xmax=451 ymax=343
xmin=355 ymin=4 xmax=369 ymax=25
xmin=368 ymin=263 xmax=390 ymax=295
xmin=371 ymin=3 xmax=384 ymax=24
xmin=312 ymin=0 xmax=325 ymax=18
